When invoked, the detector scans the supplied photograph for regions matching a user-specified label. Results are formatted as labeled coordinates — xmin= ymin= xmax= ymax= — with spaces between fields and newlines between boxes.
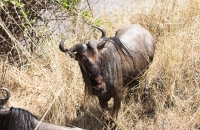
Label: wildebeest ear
xmin=97 ymin=40 xmax=107 ymax=50
xmin=67 ymin=51 xmax=76 ymax=58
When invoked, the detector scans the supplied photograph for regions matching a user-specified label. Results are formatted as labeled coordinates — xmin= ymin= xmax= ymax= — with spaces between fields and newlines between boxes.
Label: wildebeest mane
xmin=0 ymin=107 xmax=36 ymax=130
xmin=79 ymin=55 xmax=102 ymax=95
xmin=110 ymin=37 xmax=134 ymax=58
xmin=84 ymin=57 xmax=101 ymax=79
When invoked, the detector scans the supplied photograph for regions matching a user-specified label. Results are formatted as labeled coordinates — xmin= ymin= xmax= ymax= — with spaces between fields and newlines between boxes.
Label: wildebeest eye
xmin=78 ymin=55 xmax=87 ymax=64
xmin=81 ymin=55 xmax=87 ymax=60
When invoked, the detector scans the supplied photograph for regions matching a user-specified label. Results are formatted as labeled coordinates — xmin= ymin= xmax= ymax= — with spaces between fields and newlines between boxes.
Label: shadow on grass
xmin=66 ymin=97 xmax=156 ymax=130
xmin=68 ymin=105 xmax=108 ymax=130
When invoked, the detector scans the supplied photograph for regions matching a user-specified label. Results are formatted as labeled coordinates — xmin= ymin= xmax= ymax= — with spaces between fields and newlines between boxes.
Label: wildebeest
xmin=0 ymin=88 xmax=83 ymax=130
xmin=59 ymin=24 xmax=155 ymax=119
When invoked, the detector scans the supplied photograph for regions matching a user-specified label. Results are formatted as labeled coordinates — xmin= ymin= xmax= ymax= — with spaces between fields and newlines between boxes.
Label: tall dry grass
xmin=1 ymin=0 xmax=200 ymax=129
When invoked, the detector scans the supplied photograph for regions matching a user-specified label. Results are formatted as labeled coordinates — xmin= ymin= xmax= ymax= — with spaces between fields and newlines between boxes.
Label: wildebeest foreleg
xmin=112 ymin=92 xmax=122 ymax=119
xmin=99 ymin=98 xmax=108 ymax=109
xmin=98 ymin=96 xmax=111 ymax=121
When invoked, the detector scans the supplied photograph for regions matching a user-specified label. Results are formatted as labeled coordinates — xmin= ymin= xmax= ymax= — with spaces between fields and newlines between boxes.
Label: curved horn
xmin=59 ymin=35 xmax=87 ymax=57
xmin=59 ymin=34 xmax=69 ymax=52
xmin=0 ymin=88 xmax=10 ymax=106
xmin=0 ymin=88 xmax=10 ymax=100
xmin=93 ymin=26 xmax=106 ymax=38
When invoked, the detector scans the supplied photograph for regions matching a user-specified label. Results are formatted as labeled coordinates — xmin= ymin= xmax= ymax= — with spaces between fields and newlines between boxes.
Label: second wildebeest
xmin=0 ymin=88 xmax=83 ymax=130
xmin=59 ymin=24 xmax=155 ymax=119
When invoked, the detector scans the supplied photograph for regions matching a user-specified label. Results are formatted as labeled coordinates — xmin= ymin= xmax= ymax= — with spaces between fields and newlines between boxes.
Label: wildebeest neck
xmin=86 ymin=60 xmax=102 ymax=78
xmin=79 ymin=56 xmax=106 ymax=95
xmin=85 ymin=60 xmax=103 ymax=86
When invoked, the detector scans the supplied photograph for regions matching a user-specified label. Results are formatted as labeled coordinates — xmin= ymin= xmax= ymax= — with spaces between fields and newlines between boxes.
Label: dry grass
xmin=1 ymin=0 xmax=200 ymax=129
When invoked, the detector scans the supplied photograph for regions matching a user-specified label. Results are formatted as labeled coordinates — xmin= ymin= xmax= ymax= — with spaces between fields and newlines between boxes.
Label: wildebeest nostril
xmin=92 ymin=86 xmax=107 ymax=95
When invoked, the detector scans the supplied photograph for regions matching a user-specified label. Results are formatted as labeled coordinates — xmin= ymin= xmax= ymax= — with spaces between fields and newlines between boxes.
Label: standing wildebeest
xmin=59 ymin=24 xmax=155 ymax=119
xmin=0 ymin=88 xmax=83 ymax=130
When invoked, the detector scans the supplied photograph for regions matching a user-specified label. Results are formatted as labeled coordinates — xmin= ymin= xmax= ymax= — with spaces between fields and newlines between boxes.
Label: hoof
xmin=103 ymin=110 xmax=110 ymax=122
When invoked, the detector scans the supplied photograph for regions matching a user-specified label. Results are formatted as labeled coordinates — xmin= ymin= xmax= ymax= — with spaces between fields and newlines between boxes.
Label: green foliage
xmin=0 ymin=0 xmax=81 ymax=66
xmin=81 ymin=9 xmax=93 ymax=19
xmin=81 ymin=9 xmax=104 ymax=26
xmin=0 ymin=0 xmax=25 ymax=8
xmin=60 ymin=0 xmax=80 ymax=11
xmin=9 ymin=0 xmax=25 ymax=8
xmin=0 ymin=2 xmax=4 ymax=7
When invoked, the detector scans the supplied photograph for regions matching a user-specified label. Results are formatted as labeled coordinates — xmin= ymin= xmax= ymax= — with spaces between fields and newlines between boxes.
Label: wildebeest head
xmin=59 ymin=27 xmax=108 ymax=95
xmin=0 ymin=88 xmax=35 ymax=130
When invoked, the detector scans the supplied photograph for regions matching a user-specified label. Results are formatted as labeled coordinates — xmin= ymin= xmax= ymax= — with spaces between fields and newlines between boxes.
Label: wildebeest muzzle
xmin=92 ymin=83 xmax=107 ymax=95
